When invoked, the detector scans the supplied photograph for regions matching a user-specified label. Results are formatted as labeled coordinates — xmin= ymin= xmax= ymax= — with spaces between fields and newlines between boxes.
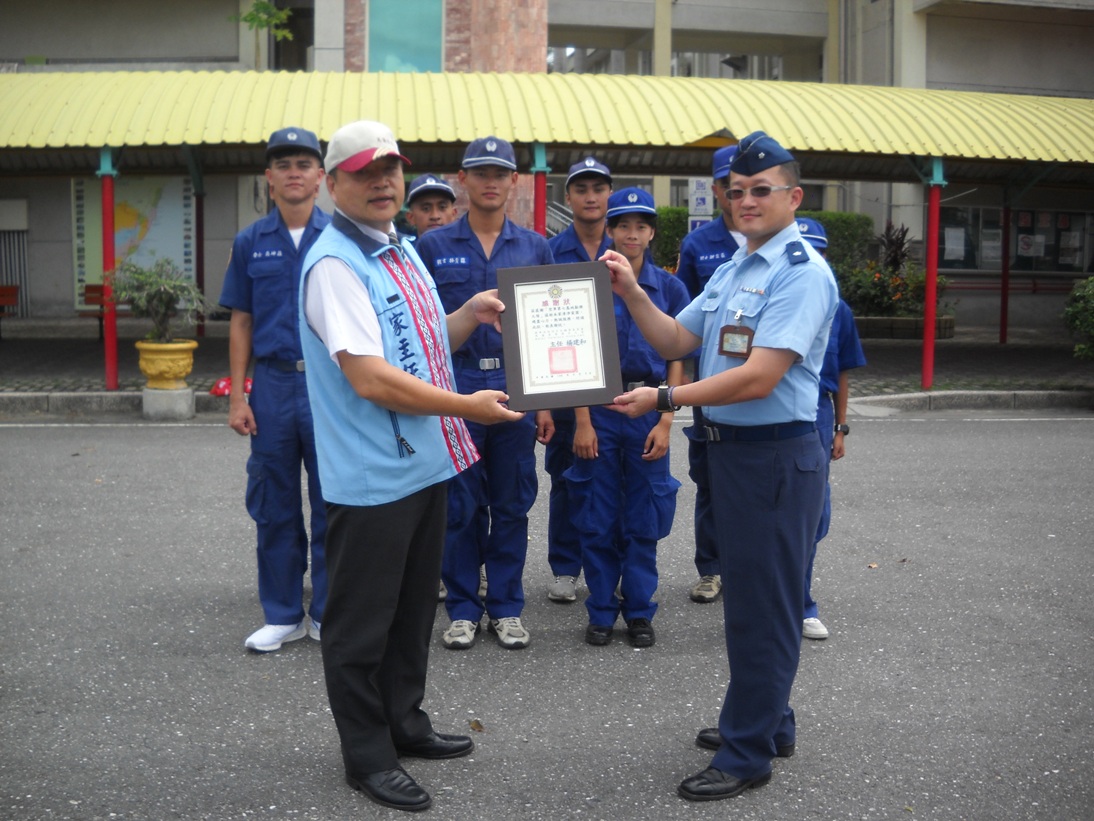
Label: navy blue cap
xmin=462 ymin=136 xmax=517 ymax=171
xmin=606 ymin=187 xmax=657 ymax=219
xmin=266 ymin=127 xmax=322 ymax=161
xmin=796 ymin=217 xmax=827 ymax=250
xmin=566 ymin=157 xmax=612 ymax=187
xmin=711 ymin=145 xmax=738 ymax=180
xmin=729 ymin=131 xmax=796 ymax=176
xmin=406 ymin=174 xmax=456 ymax=205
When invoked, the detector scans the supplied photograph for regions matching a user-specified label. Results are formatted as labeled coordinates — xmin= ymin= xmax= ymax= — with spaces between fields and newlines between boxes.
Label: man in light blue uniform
xmin=299 ymin=119 xmax=522 ymax=812
xmin=603 ymin=131 xmax=837 ymax=802
xmin=543 ymin=157 xmax=613 ymax=603
xmin=797 ymin=217 xmax=867 ymax=640
xmin=220 ymin=126 xmax=330 ymax=653
xmin=675 ymin=145 xmax=744 ymax=604
xmin=416 ymin=136 xmax=554 ymax=650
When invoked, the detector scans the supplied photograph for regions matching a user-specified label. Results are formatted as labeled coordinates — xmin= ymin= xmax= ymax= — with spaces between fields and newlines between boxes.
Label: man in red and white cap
xmin=299 ymin=119 xmax=523 ymax=812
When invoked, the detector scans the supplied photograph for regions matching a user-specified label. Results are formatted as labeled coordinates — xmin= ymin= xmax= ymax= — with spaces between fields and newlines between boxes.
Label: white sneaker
xmin=438 ymin=580 xmax=448 ymax=602
xmin=443 ymin=619 xmax=481 ymax=650
xmin=547 ymin=575 xmax=578 ymax=602
xmin=307 ymin=617 xmax=321 ymax=641
xmin=802 ymin=617 xmax=829 ymax=640
xmin=690 ymin=574 xmax=722 ymax=603
xmin=488 ymin=617 xmax=530 ymax=649
xmin=478 ymin=566 xmax=488 ymax=600
xmin=245 ymin=622 xmax=306 ymax=653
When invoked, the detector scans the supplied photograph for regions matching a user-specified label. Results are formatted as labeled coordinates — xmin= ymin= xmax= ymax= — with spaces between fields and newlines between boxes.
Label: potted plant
xmin=111 ymin=257 xmax=213 ymax=390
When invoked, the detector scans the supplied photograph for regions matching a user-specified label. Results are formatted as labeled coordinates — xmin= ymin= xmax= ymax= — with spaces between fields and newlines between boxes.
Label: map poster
xmin=72 ymin=177 xmax=195 ymax=309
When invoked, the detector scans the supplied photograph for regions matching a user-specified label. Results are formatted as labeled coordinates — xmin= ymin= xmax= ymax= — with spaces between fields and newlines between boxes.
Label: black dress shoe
xmin=695 ymin=727 xmax=795 ymax=758
xmin=677 ymin=766 xmax=772 ymax=802
xmin=585 ymin=624 xmax=613 ymax=645
xmin=626 ymin=618 xmax=655 ymax=647
xmin=346 ymin=766 xmax=431 ymax=811
xmin=396 ymin=731 xmax=474 ymax=760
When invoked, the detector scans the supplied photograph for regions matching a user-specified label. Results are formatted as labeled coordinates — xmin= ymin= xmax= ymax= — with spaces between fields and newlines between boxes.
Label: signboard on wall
xmin=71 ymin=177 xmax=195 ymax=307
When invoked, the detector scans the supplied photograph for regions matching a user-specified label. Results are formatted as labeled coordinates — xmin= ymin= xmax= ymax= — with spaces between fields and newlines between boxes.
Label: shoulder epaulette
xmin=786 ymin=240 xmax=808 ymax=265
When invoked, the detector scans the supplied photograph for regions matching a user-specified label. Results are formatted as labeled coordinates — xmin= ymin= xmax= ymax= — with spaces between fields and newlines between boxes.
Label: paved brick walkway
xmin=1 ymin=319 xmax=1092 ymax=397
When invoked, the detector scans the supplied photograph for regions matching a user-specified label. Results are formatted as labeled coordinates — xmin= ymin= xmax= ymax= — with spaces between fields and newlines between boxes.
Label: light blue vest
xmin=299 ymin=220 xmax=478 ymax=506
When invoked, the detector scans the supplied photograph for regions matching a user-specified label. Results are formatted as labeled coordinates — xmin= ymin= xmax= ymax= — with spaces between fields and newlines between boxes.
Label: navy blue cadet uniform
xmin=565 ymin=188 xmax=687 ymax=632
xmin=602 ymin=131 xmax=837 ymax=800
xmin=675 ymin=146 xmax=743 ymax=583
xmin=545 ymin=158 xmax=614 ymax=582
xmin=416 ymin=177 xmax=553 ymax=628
xmin=219 ymin=128 xmax=331 ymax=635
xmin=795 ymin=217 xmax=866 ymax=628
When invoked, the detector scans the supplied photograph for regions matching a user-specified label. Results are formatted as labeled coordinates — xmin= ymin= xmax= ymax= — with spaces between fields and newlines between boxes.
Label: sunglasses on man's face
xmin=727 ymin=185 xmax=794 ymax=201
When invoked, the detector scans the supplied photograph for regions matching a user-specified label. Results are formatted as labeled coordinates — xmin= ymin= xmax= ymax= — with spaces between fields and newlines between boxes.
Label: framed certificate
xmin=496 ymin=262 xmax=622 ymax=412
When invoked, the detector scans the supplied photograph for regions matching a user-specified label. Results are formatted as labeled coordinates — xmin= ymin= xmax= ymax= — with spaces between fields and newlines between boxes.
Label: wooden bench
xmin=0 ymin=284 xmax=18 ymax=340
xmin=79 ymin=283 xmax=107 ymax=340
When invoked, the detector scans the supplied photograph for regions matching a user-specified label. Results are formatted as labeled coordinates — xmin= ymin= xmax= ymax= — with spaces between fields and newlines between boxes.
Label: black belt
xmin=702 ymin=421 xmax=815 ymax=443
xmin=257 ymin=357 xmax=305 ymax=373
xmin=623 ymin=376 xmax=661 ymax=391
xmin=453 ymin=356 xmax=503 ymax=371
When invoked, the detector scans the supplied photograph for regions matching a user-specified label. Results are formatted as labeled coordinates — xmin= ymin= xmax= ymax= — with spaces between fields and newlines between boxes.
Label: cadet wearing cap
xmin=676 ymin=145 xmax=747 ymax=606
xmin=542 ymin=157 xmax=614 ymax=604
xmin=795 ymin=217 xmax=866 ymax=642
xmin=567 ymin=187 xmax=687 ymax=648
xmin=404 ymin=174 xmax=457 ymax=237
xmin=602 ymin=131 xmax=837 ymax=802
xmin=300 ymin=119 xmax=522 ymax=811
xmin=416 ymin=136 xmax=554 ymax=651
xmin=219 ymin=126 xmax=331 ymax=653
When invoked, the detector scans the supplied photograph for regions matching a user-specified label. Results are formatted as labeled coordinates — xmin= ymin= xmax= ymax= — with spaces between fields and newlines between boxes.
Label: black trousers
xmin=321 ymin=482 xmax=447 ymax=775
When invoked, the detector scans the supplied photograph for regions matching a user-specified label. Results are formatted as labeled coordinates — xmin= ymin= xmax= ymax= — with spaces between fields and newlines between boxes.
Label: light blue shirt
xmin=676 ymin=222 xmax=838 ymax=426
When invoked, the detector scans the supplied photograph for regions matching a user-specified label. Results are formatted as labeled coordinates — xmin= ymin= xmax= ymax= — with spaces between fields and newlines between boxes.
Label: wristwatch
xmin=656 ymin=384 xmax=681 ymax=413
xmin=834 ymin=423 xmax=850 ymax=435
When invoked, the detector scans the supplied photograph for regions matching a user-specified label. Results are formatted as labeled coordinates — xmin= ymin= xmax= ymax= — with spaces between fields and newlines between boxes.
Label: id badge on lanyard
xmin=718 ymin=309 xmax=753 ymax=358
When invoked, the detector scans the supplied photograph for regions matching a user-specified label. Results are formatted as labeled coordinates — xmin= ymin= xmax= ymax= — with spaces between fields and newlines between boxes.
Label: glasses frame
xmin=726 ymin=184 xmax=794 ymax=201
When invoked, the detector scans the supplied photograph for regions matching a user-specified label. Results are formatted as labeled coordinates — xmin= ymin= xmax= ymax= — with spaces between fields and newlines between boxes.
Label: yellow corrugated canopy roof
xmin=2 ymin=71 xmax=1093 ymax=185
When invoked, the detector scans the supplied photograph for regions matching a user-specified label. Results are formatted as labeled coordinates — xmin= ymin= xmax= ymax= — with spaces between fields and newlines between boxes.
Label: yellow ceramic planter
xmin=135 ymin=339 xmax=199 ymax=390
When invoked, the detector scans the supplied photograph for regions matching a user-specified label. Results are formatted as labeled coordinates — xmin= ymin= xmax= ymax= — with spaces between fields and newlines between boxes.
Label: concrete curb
xmin=2 ymin=389 xmax=1092 ymax=417
xmin=851 ymin=390 xmax=1094 ymax=412
xmin=0 ymin=391 xmax=229 ymax=416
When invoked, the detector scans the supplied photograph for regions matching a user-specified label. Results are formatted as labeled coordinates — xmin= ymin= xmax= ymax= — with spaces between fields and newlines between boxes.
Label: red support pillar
xmin=1000 ymin=202 xmax=1011 ymax=344
xmin=531 ymin=142 xmax=550 ymax=237
xmin=99 ymin=148 xmax=119 ymax=391
xmin=922 ymin=164 xmax=944 ymax=391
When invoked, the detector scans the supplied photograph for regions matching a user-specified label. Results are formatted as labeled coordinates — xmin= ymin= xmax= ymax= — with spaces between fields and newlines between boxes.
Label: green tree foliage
xmin=1063 ymin=276 xmax=1094 ymax=360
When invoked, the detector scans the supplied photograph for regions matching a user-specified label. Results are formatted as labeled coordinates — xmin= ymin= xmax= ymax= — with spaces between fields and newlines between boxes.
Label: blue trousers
xmin=442 ymin=367 xmax=538 ymax=622
xmin=544 ymin=411 xmax=582 ymax=576
xmin=683 ymin=406 xmax=720 ymax=576
xmin=806 ymin=398 xmax=835 ymax=619
xmin=245 ymin=363 xmax=327 ymax=625
xmin=707 ymin=428 xmax=826 ymax=778
xmin=565 ymin=408 xmax=679 ymax=626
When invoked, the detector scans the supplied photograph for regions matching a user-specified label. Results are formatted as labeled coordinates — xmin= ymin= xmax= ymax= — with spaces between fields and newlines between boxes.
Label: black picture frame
xmin=496 ymin=261 xmax=622 ymax=412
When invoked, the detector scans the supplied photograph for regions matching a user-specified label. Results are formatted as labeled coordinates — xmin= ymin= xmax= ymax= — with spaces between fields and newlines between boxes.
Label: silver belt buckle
xmin=478 ymin=358 xmax=501 ymax=370
xmin=294 ymin=360 xmax=306 ymax=372
xmin=626 ymin=381 xmax=645 ymax=392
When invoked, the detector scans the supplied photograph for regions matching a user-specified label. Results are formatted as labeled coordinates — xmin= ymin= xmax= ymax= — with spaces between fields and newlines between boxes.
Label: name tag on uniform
xmin=718 ymin=325 xmax=753 ymax=358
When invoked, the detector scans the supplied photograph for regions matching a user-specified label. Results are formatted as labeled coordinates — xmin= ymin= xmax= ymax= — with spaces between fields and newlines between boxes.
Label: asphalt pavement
xmin=2 ymin=406 xmax=1093 ymax=820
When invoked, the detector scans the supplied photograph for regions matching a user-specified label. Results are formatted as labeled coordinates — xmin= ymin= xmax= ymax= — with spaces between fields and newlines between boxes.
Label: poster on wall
xmin=71 ymin=177 xmax=195 ymax=309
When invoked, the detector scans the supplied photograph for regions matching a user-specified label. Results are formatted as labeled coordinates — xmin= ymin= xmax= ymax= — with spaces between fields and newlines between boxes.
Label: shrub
xmin=653 ymin=206 xmax=688 ymax=271
xmin=796 ymin=209 xmax=874 ymax=284
xmin=112 ymin=257 xmax=213 ymax=342
xmin=1063 ymin=276 xmax=1094 ymax=360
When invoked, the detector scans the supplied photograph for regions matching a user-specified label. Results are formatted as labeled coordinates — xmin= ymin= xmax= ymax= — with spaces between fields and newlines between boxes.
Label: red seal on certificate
xmin=549 ymin=345 xmax=578 ymax=374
